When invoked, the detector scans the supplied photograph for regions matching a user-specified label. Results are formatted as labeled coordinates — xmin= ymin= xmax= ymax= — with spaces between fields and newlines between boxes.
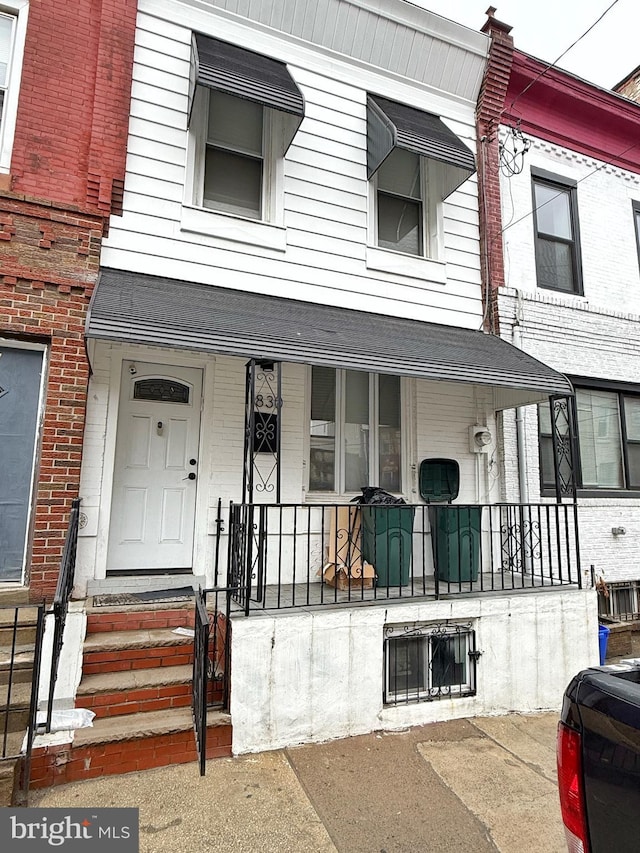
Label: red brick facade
xmin=0 ymin=0 xmax=137 ymax=599
xmin=476 ymin=10 xmax=514 ymax=335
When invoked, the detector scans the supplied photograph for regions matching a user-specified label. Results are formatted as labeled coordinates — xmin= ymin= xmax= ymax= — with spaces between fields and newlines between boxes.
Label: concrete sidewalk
xmin=31 ymin=713 xmax=565 ymax=853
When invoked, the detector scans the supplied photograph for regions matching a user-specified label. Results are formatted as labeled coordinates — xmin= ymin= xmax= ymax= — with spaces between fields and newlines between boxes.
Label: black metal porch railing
xmin=0 ymin=603 xmax=46 ymax=796
xmin=227 ymin=502 xmax=581 ymax=614
xmin=192 ymin=586 xmax=232 ymax=775
xmin=45 ymin=497 xmax=81 ymax=733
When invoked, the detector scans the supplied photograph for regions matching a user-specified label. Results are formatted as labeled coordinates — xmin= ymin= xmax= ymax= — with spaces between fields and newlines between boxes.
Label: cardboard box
xmin=322 ymin=506 xmax=376 ymax=590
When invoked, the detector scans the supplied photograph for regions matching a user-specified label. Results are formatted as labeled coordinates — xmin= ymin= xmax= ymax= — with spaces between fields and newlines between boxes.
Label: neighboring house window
xmin=633 ymin=201 xmax=640 ymax=270
xmin=539 ymin=387 xmax=640 ymax=491
xmin=376 ymin=148 xmax=425 ymax=256
xmin=0 ymin=14 xmax=13 ymax=129
xmin=531 ymin=168 xmax=582 ymax=294
xmin=384 ymin=623 xmax=477 ymax=705
xmin=309 ymin=367 xmax=402 ymax=494
xmin=0 ymin=3 xmax=27 ymax=172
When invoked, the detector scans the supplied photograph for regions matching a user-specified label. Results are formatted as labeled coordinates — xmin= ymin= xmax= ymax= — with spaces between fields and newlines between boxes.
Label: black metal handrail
xmin=192 ymin=589 xmax=210 ymax=777
xmin=45 ymin=497 xmax=81 ymax=733
xmin=192 ymin=585 xmax=233 ymax=775
xmin=0 ymin=603 xmax=45 ymax=800
xmin=227 ymin=501 xmax=581 ymax=614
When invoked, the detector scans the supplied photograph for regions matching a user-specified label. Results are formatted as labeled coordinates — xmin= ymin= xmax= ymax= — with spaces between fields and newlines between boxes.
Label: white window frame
xmin=182 ymin=85 xmax=286 ymax=250
xmin=0 ymin=1 xmax=28 ymax=173
xmin=384 ymin=623 xmax=476 ymax=705
xmin=366 ymin=156 xmax=446 ymax=283
xmin=307 ymin=367 xmax=407 ymax=498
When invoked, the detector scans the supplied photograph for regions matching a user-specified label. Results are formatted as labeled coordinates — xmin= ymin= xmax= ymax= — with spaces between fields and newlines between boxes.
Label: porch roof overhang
xmin=87 ymin=270 xmax=573 ymax=407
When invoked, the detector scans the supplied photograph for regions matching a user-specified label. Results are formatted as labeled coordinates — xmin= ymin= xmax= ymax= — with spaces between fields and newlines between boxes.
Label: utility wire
xmin=501 ymin=138 xmax=640 ymax=236
xmin=505 ymin=0 xmax=622 ymax=116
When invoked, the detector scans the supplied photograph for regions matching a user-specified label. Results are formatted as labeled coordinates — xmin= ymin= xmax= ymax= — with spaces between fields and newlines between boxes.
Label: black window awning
xmin=367 ymin=95 xmax=475 ymax=199
xmin=87 ymin=270 xmax=572 ymax=409
xmin=189 ymin=34 xmax=304 ymax=150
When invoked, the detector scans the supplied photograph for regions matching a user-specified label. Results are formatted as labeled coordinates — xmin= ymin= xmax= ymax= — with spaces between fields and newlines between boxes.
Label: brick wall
xmin=9 ymin=0 xmax=136 ymax=215
xmin=0 ymin=0 xmax=137 ymax=598
xmin=476 ymin=10 xmax=514 ymax=334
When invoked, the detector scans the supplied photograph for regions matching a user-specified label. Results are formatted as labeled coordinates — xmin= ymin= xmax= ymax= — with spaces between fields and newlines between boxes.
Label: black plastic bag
xmin=353 ymin=487 xmax=406 ymax=506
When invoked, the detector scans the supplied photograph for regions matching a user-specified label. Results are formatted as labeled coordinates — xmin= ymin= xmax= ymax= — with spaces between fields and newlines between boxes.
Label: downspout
xmin=513 ymin=295 xmax=529 ymax=504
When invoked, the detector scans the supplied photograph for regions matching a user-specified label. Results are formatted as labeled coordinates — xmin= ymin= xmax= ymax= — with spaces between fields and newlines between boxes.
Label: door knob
xmin=184 ymin=472 xmax=196 ymax=481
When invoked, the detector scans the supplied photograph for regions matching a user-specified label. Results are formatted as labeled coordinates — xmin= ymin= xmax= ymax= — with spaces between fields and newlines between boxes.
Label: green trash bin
xmin=431 ymin=505 xmax=481 ymax=583
xmin=361 ymin=504 xmax=414 ymax=587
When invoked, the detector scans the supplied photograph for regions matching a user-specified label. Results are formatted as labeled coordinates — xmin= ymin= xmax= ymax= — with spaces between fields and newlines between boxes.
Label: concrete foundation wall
xmin=230 ymin=588 xmax=596 ymax=754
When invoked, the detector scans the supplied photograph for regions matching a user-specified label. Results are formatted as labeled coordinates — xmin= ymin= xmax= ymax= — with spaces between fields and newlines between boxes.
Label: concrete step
xmin=76 ymin=664 xmax=192 ymax=717
xmin=0 ymin=758 xmax=20 ymax=807
xmin=0 ymin=679 xmax=33 ymax=732
xmin=0 ymin=648 xmax=35 ymax=685
xmin=82 ymin=628 xmax=194 ymax=674
xmin=0 ymin=606 xmax=42 ymax=647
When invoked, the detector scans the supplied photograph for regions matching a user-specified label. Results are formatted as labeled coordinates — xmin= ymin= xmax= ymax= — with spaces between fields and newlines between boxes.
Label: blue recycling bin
xmin=598 ymin=624 xmax=610 ymax=665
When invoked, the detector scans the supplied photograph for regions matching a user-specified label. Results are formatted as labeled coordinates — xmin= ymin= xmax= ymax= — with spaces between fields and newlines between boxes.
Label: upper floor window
xmin=539 ymin=387 xmax=640 ymax=492
xmin=376 ymin=148 xmax=424 ymax=256
xmin=0 ymin=14 xmax=13 ymax=128
xmin=201 ymin=91 xmax=264 ymax=220
xmin=186 ymin=34 xmax=303 ymax=229
xmin=531 ymin=168 xmax=582 ymax=294
xmin=309 ymin=367 xmax=402 ymax=494
xmin=367 ymin=95 xmax=475 ymax=261
xmin=0 ymin=2 xmax=27 ymax=173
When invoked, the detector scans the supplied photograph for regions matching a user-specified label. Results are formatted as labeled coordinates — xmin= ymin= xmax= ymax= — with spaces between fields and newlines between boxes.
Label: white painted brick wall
xmin=498 ymin=129 xmax=640 ymax=584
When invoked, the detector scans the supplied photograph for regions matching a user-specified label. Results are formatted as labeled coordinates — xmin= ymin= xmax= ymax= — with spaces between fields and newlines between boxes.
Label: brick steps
xmin=76 ymin=664 xmax=193 ymax=717
xmin=30 ymin=709 xmax=232 ymax=788
xmin=32 ymin=602 xmax=231 ymax=786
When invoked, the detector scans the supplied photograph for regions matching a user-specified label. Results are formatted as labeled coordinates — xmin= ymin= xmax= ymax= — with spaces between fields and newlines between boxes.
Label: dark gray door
xmin=0 ymin=346 xmax=44 ymax=581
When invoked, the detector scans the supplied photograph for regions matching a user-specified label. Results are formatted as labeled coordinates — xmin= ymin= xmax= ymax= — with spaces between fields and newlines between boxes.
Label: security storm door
xmin=0 ymin=346 xmax=44 ymax=582
xmin=107 ymin=363 xmax=203 ymax=572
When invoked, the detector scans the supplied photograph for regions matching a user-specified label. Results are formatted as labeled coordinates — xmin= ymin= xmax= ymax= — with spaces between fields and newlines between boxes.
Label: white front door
xmin=107 ymin=362 xmax=203 ymax=571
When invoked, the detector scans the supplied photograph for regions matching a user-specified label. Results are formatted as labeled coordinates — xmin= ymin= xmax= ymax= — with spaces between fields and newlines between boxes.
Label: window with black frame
xmin=531 ymin=168 xmax=582 ymax=294
xmin=539 ymin=387 xmax=640 ymax=492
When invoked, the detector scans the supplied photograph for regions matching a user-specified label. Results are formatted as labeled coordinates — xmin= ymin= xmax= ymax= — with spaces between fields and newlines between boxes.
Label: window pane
xmin=431 ymin=635 xmax=467 ymax=689
xmin=203 ymin=148 xmax=262 ymax=218
xmin=0 ymin=16 xmax=13 ymax=89
xmin=624 ymin=397 xmax=640 ymax=488
xmin=378 ymin=194 xmax=421 ymax=255
xmin=389 ymin=637 xmax=426 ymax=695
xmin=344 ymin=370 xmax=369 ymax=492
xmin=534 ymin=182 xmax=572 ymax=238
xmin=536 ymin=237 xmax=574 ymax=292
xmin=379 ymin=374 xmax=401 ymax=492
xmin=378 ymin=148 xmax=421 ymax=198
xmin=577 ymin=390 xmax=623 ymax=488
xmin=310 ymin=367 xmax=336 ymax=491
xmin=208 ymin=91 xmax=262 ymax=155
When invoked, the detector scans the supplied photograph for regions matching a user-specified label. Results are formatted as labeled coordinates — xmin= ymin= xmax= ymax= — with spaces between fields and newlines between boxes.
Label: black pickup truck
xmin=557 ymin=664 xmax=640 ymax=853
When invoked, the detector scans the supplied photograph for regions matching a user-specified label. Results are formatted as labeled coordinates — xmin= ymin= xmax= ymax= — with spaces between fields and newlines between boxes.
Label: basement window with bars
xmin=384 ymin=622 xmax=477 ymax=705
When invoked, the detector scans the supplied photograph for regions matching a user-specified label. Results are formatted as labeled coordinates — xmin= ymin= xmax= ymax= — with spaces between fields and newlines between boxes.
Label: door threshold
xmin=106 ymin=567 xmax=194 ymax=577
